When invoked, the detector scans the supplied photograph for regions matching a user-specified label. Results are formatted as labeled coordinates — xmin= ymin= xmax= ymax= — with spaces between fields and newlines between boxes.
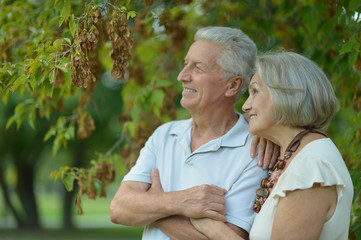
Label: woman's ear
xmin=225 ymin=76 xmax=244 ymax=97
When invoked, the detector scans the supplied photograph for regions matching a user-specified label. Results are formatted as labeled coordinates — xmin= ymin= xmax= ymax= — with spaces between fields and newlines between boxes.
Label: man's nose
xmin=177 ymin=67 xmax=191 ymax=82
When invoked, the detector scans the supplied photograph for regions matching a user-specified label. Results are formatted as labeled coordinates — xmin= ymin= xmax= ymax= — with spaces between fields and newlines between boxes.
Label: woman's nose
xmin=242 ymin=97 xmax=252 ymax=112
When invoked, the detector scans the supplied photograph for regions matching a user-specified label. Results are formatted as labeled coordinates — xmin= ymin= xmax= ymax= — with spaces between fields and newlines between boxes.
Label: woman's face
xmin=242 ymin=73 xmax=276 ymax=136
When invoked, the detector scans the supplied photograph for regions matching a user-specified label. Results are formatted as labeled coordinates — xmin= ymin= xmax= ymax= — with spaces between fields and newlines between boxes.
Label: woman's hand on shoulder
xmin=251 ymin=135 xmax=280 ymax=169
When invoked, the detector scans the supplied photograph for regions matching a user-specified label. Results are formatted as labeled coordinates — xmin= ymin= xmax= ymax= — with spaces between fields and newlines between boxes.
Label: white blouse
xmin=249 ymin=139 xmax=353 ymax=240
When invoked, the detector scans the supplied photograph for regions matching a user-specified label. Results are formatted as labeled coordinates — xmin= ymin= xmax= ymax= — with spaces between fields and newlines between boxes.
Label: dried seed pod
xmin=106 ymin=10 xmax=133 ymax=80
xmin=70 ymin=3 xmax=101 ymax=88
xmin=76 ymin=112 xmax=96 ymax=139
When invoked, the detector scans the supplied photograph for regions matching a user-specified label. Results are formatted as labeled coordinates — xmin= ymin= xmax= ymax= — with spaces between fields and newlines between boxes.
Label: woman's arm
xmin=271 ymin=183 xmax=337 ymax=239
xmin=190 ymin=218 xmax=245 ymax=240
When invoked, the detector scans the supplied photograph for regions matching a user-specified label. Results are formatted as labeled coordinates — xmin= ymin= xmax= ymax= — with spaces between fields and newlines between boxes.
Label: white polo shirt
xmin=122 ymin=113 xmax=267 ymax=240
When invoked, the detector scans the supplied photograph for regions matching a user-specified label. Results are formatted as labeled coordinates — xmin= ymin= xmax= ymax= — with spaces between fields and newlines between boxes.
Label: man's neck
xmin=190 ymin=110 xmax=239 ymax=152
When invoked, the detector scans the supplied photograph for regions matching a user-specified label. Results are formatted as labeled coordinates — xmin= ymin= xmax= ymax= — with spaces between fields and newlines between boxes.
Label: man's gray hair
xmin=195 ymin=26 xmax=257 ymax=100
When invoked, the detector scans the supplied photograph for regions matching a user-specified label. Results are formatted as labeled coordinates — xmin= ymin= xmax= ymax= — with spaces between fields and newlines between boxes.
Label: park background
xmin=0 ymin=0 xmax=360 ymax=239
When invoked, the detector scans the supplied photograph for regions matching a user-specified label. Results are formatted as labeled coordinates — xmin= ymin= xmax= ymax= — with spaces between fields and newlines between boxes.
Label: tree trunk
xmin=0 ymin=163 xmax=26 ymax=228
xmin=62 ymin=141 xmax=85 ymax=229
xmin=15 ymin=161 xmax=40 ymax=229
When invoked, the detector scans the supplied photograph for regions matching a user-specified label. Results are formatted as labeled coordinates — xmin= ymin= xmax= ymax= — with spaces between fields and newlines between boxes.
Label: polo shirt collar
xmin=170 ymin=112 xmax=250 ymax=151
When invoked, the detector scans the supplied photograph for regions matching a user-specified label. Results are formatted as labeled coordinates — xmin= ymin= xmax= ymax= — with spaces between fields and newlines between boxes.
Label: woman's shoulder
xmin=273 ymin=138 xmax=353 ymax=198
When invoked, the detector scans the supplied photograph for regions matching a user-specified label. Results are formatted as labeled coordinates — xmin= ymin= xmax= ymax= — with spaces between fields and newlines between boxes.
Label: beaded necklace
xmin=253 ymin=129 xmax=327 ymax=213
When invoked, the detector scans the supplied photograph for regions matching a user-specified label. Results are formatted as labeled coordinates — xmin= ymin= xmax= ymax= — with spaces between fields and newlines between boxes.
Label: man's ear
xmin=225 ymin=76 xmax=244 ymax=97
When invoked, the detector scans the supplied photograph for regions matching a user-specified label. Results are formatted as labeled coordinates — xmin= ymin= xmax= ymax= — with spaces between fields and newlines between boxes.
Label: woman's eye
xmin=253 ymin=88 xmax=259 ymax=94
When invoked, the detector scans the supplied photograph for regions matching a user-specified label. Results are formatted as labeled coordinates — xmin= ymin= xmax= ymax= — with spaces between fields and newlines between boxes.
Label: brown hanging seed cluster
xmin=71 ymin=4 xmax=101 ymax=88
xmin=106 ymin=10 xmax=133 ymax=80
xmin=75 ymin=161 xmax=115 ymax=214
xmin=76 ymin=111 xmax=96 ymax=139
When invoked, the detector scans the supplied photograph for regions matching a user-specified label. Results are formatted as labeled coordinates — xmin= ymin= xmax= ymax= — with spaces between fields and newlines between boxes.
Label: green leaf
xmin=44 ymin=127 xmax=57 ymax=141
xmin=64 ymin=38 xmax=72 ymax=45
xmin=56 ymin=64 xmax=68 ymax=73
xmin=340 ymin=36 xmax=360 ymax=54
xmin=49 ymin=69 xmax=56 ymax=84
xmin=348 ymin=51 xmax=359 ymax=67
xmin=29 ymin=75 xmax=36 ymax=90
xmin=27 ymin=109 xmax=36 ymax=129
xmin=52 ymin=134 xmax=63 ymax=155
xmin=63 ymin=174 xmax=75 ymax=191
xmin=349 ymin=0 xmax=361 ymax=11
xmin=44 ymin=103 xmax=51 ymax=119
xmin=127 ymin=11 xmax=137 ymax=19
xmin=69 ymin=14 xmax=76 ymax=38
xmin=340 ymin=41 xmax=354 ymax=54
xmin=10 ymin=75 xmax=28 ymax=92
xmin=49 ymin=170 xmax=58 ymax=180
xmin=60 ymin=166 xmax=70 ymax=178
xmin=58 ymin=0 xmax=71 ymax=26
xmin=44 ymin=81 xmax=54 ymax=97
xmin=63 ymin=0 xmax=71 ymax=23
xmin=5 ymin=116 xmax=16 ymax=129
xmin=53 ymin=38 xmax=63 ymax=49
xmin=56 ymin=117 xmax=66 ymax=131
xmin=54 ymin=171 xmax=62 ymax=181
xmin=64 ymin=125 xmax=75 ymax=140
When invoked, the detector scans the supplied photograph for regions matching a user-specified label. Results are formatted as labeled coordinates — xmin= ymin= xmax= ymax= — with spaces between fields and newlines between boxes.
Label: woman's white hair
xmin=195 ymin=26 xmax=257 ymax=100
xmin=257 ymin=51 xmax=339 ymax=131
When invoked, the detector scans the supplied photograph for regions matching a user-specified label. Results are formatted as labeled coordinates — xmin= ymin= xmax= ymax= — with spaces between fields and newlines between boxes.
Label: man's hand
xmin=150 ymin=168 xmax=227 ymax=222
xmin=148 ymin=168 xmax=164 ymax=194
xmin=175 ymin=184 xmax=227 ymax=221
xmin=250 ymin=136 xmax=280 ymax=169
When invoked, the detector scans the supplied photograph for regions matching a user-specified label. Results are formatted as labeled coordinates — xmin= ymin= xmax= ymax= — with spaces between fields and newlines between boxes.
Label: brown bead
xmin=253 ymin=201 xmax=261 ymax=213
xmin=276 ymin=159 xmax=286 ymax=169
xmin=256 ymin=188 xmax=270 ymax=198
xmin=261 ymin=178 xmax=269 ymax=188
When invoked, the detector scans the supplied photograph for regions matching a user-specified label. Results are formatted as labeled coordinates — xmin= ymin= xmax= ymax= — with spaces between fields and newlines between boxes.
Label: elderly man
xmin=110 ymin=26 xmax=273 ymax=239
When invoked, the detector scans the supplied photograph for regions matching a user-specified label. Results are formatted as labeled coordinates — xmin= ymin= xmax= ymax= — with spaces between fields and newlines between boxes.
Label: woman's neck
xmin=264 ymin=125 xmax=306 ymax=157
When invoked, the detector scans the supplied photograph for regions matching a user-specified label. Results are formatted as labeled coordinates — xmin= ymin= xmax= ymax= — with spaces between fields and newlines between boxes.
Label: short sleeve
xmin=225 ymin=160 xmax=268 ymax=232
xmin=121 ymin=130 xmax=158 ymax=184
xmin=272 ymin=154 xmax=346 ymax=200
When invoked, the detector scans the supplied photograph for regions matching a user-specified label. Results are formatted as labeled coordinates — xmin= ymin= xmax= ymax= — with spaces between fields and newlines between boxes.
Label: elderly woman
xmin=190 ymin=52 xmax=354 ymax=240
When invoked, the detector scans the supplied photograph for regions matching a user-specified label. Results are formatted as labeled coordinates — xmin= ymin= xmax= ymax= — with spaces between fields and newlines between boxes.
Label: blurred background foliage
xmin=0 ymin=0 xmax=360 ymax=239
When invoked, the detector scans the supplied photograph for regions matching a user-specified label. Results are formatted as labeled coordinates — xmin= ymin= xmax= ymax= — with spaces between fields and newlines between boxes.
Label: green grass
xmin=0 ymin=187 xmax=145 ymax=239
xmin=0 ymin=227 xmax=144 ymax=240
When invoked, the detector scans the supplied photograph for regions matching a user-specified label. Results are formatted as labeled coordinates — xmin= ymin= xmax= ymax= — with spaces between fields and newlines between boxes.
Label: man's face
xmin=177 ymin=40 xmax=228 ymax=113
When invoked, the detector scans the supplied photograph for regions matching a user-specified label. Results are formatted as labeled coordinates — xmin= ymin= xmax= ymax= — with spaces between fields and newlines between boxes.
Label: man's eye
xmin=195 ymin=65 xmax=203 ymax=71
